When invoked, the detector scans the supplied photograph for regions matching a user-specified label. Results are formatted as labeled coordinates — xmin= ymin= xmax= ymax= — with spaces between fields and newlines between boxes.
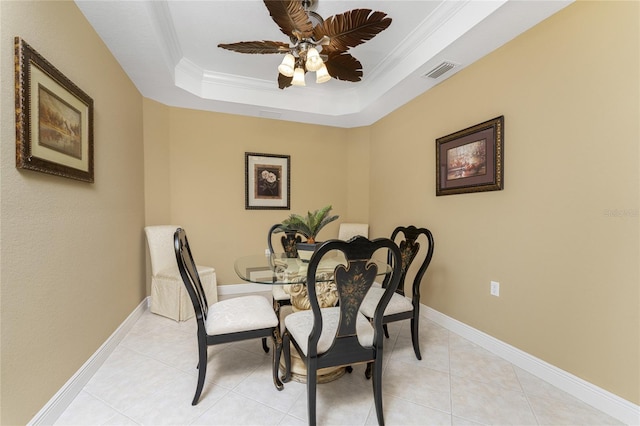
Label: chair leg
xmin=272 ymin=330 xmax=283 ymax=390
xmin=410 ymin=316 xmax=422 ymax=360
xmin=383 ymin=323 xmax=389 ymax=338
xmin=307 ymin=362 xmax=317 ymax=426
xmin=282 ymin=332 xmax=292 ymax=383
xmin=364 ymin=362 xmax=373 ymax=379
xmin=192 ymin=341 xmax=208 ymax=405
xmin=261 ymin=337 xmax=270 ymax=353
xmin=372 ymin=359 xmax=385 ymax=426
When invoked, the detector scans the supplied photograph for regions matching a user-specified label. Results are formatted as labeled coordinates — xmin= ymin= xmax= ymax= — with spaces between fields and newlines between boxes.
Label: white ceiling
xmin=75 ymin=0 xmax=572 ymax=128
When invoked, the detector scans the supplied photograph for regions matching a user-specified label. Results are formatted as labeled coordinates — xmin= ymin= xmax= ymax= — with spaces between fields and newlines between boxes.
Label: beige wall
xmin=143 ymin=105 xmax=353 ymax=284
xmin=0 ymin=1 xmax=146 ymax=424
xmin=344 ymin=126 xmax=371 ymax=223
xmin=369 ymin=1 xmax=639 ymax=404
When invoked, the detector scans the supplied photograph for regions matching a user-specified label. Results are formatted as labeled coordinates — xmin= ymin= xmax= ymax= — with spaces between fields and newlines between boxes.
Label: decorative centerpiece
xmin=275 ymin=205 xmax=339 ymax=262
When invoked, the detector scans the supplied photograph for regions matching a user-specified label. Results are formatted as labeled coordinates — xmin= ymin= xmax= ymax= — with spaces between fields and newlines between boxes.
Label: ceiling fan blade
xmin=218 ymin=40 xmax=291 ymax=54
xmin=278 ymin=72 xmax=293 ymax=89
xmin=325 ymin=52 xmax=363 ymax=82
xmin=314 ymin=9 xmax=391 ymax=54
xmin=264 ymin=0 xmax=313 ymax=41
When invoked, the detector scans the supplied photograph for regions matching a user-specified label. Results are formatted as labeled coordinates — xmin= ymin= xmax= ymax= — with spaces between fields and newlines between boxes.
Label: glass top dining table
xmin=234 ymin=253 xmax=391 ymax=285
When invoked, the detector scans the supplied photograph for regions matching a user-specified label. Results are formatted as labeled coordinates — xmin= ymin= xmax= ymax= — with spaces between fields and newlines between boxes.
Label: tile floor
xmin=55 ymin=297 xmax=622 ymax=425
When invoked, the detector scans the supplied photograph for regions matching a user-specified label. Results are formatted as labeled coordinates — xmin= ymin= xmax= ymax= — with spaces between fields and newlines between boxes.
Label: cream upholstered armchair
xmin=145 ymin=225 xmax=217 ymax=321
xmin=338 ymin=222 xmax=369 ymax=240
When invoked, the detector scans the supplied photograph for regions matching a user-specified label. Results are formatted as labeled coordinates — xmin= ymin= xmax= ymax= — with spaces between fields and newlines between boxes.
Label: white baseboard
xmin=422 ymin=305 xmax=640 ymax=425
xmin=28 ymin=297 xmax=150 ymax=425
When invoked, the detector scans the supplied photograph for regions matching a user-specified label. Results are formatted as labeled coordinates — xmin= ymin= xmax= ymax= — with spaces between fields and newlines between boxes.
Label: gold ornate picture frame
xmin=436 ymin=116 xmax=504 ymax=196
xmin=14 ymin=37 xmax=94 ymax=183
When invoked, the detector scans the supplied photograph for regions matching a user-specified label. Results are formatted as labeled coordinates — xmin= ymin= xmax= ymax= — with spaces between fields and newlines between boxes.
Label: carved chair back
xmin=267 ymin=223 xmax=303 ymax=258
xmin=306 ymin=236 xmax=402 ymax=362
xmin=381 ymin=226 xmax=434 ymax=302
xmin=174 ymin=228 xmax=209 ymax=325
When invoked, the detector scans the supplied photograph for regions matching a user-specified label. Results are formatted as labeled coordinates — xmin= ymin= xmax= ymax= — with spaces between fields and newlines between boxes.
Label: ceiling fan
xmin=218 ymin=0 xmax=392 ymax=89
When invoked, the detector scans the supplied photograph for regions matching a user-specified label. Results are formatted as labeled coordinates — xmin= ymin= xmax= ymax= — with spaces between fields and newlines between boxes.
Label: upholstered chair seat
xmin=284 ymin=307 xmax=374 ymax=355
xmin=359 ymin=287 xmax=413 ymax=318
xmin=205 ymin=295 xmax=278 ymax=335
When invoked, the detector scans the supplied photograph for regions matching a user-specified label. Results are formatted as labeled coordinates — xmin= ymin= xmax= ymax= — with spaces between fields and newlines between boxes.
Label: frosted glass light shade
xmin=277 ymin=54 xmax=295 ymax=77
xmin=291 ymin=67 xmax=306 ymax=86
xmin=315 ymin=63 xmax=331 ymax=83
xmin=305 ymin=47 xmax=323 ymax=72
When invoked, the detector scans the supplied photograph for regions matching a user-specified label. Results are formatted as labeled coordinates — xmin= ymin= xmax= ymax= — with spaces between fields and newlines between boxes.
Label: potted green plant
xmin=275 ymin=205 xmax=339 ymax=261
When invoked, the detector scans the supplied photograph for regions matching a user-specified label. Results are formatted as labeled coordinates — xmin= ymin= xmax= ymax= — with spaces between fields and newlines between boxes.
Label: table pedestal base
xmin=279 ymin=348 xmax=346 ymax=384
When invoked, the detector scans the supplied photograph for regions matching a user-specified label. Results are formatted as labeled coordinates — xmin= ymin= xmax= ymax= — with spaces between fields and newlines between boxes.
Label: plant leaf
xmin=313 ymin=9 xmax=391 ymax=54
xmin=218 ymin=40 xmax=290 ymax=54
xmin=264 ymin=0 xmax=313 ymax=40
xmin=279 ymin=205 xmax=339 ymax=241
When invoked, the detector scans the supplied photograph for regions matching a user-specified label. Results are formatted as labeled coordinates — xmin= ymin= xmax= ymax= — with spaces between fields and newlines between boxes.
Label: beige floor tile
xmin=383 ymin=358 xmax=451 ymax=412
xmin=83 ymin=346 xmax=187 ymax=413
xmin=122 ymin=373 xmax=229 ymax=425
xmin=287 ymin=365 xmax=378 ymax=425
xmin=449 ymin=334 xmax=522 ymax=392
xmin=392 ymin=321 xmax=450 ymax=374
xmin=365 ymin=394 xmax=452 ymax=425
xmin=54 ymin=391 xmax=121 ymax=425
xmin=451 ymin=375 xmax=537 ymax=425
xmin=527 ymin=394 xmax=624 ymax=425
xmin=192 ymin=391 xmax=286 ymax=425
xmin=53 ymin=305 xmax=621 ymax=426
xmin=234 ymin=357 xmax=306 ymax=413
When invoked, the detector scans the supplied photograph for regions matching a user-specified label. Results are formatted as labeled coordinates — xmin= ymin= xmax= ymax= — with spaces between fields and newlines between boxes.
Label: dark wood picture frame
xmin=436 ymin=116 xmax=504 ymax=196
xmin=245 ymin=152 xmax=290 ymax=210
xmin=14 ymin=37 xmax=94 ymax=183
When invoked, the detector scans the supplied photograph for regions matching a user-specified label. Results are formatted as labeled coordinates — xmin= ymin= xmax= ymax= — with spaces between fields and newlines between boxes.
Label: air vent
xmin=424 ymin=61 xmax=458 ymax=79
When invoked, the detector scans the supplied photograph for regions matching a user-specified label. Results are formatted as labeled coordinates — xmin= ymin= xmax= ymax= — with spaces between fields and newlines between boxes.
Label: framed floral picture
xmin=245 ymin=152 xmax=290 ymax=210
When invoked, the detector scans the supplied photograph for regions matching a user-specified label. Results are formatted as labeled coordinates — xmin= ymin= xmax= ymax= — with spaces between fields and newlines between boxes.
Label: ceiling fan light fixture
xmin=219 ymin=1 xmax=392 ymax=89
xmin=291 ymin=67 xmax=306 ymax=86
xmin=278 ymin=53 xmax=296 ymax=77
xmin=305 ymin=47 xmax=323 ymax=72
xmin=315 ymin=63 xmax=331 ymax=84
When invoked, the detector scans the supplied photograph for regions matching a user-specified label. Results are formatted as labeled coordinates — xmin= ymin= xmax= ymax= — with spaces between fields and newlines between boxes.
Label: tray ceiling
xmin=76 ymin=0 xmax=572 ymax=128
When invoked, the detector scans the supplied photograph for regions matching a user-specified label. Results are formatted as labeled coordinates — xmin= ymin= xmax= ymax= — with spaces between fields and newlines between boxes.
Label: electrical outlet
xmin=264 ymin=248 xmax=270 ymax=256
xmin=490 ymin=281 xmax=500 ymax=297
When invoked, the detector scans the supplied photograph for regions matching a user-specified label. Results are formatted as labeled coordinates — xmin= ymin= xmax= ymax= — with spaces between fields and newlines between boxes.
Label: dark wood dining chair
xmin=267 ymin=223 xmax=302 ymax=315
xmin=262 ymin=224 xmax=305 ymax=350
xmin=174 ymin=228 xmax=282 ymax=405
xmin=359 ymin=225 xmax=434 ymax=369
xmin=280 ymin=236 xmax=402 ymax=426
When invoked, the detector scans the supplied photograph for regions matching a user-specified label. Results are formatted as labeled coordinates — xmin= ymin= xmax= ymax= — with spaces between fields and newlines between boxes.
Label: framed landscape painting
xmin=436 ymin=116 xmax=504 ymax=196
xmin=245 ymin=152 xmax=290 ymax=210
xmin=14 ymin=37 xmax=94 ymax=183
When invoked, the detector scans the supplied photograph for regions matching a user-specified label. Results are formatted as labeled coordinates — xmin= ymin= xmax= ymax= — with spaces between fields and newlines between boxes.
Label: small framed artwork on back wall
xmin=245 ymin=152 xmax=290 ymax=210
